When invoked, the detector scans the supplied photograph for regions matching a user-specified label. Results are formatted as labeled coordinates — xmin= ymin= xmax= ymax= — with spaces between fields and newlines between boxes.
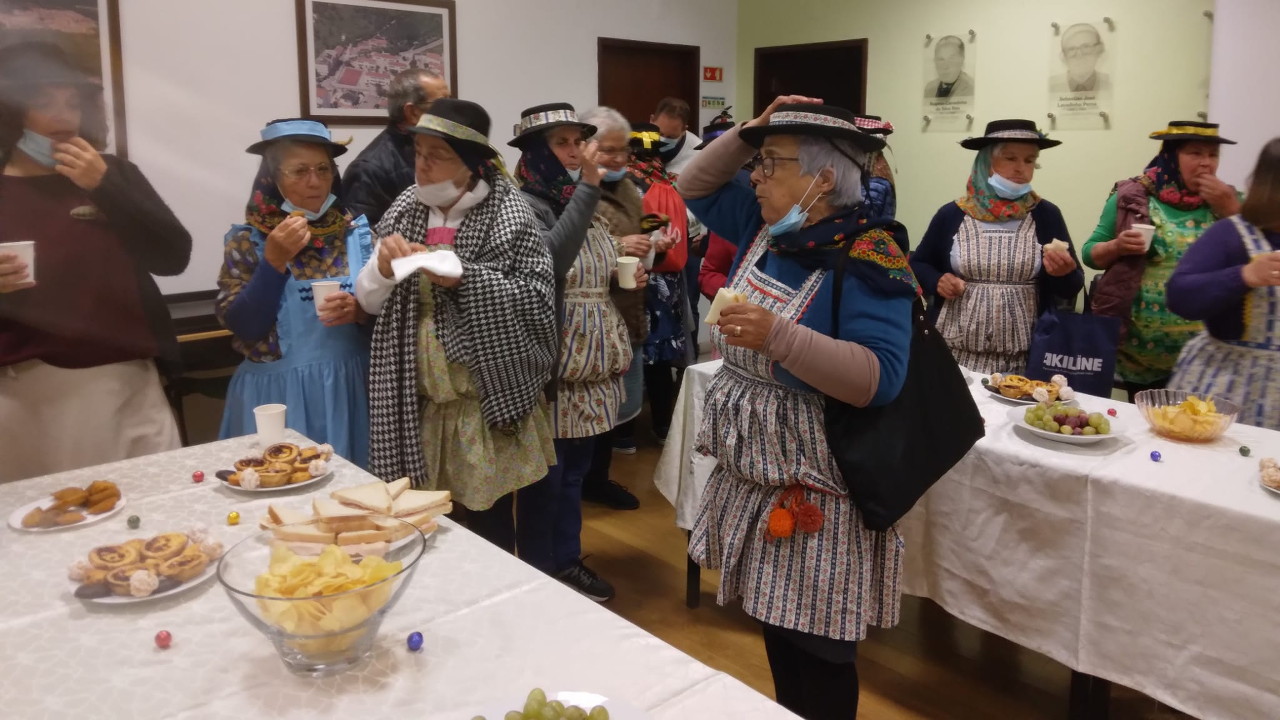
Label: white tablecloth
xmin=655 ymin=361 xmax=1280 ymax=720
xmin=1 ymin=430 xmax=797 ymax=720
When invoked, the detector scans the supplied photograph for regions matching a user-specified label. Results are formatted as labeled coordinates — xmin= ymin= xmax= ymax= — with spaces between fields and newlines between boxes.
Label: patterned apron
xmin=936 ymin=215 xmax=1040 ymax=374
xmin=689 ymin=228 xmax=904 ymax=642
xmin=1169 ymin=217 xmax=1280 ymax=430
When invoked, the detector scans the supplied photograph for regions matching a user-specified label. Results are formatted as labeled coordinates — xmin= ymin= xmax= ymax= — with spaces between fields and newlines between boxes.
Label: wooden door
xmin=598 ymin=38 xmax=700 ymax=124
xmin=754 ymin=39 xmax=868 ymax=115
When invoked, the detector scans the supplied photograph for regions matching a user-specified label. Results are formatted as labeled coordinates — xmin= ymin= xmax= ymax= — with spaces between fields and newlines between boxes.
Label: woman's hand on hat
xmin=937 ymin=273 xmax=966 ymax=300
xmin=52 ymin=137 xmax=106 ymax=191
xmin=718 ymin=301 xmax=775 ymax=352
xmin=579 ymin=140 xmax=602 ymax=187
xmin=1110 ymin=229 xmax=1149 ymax=257
xmin=375 ymin=233 xmax=428 ymax=279
xmin=747 ymin=95 xmax=824 ymax=129
xmin=0 ymin=252 xmax=34 ymax=293
xmin=265 ymin=216 xmax=311 ymax=272
xmin=1193 ymin=175 xmax=1241 ymax=217
xmin=1242 ymin=252 xmax=1280 ymax=288
xmin=619 ymin=234 xmax=652 ymax=258
xmin=318 ymin=291 xmax=363 ymax=327
xmin=1042 ymin=249 xmax=1077 ymax=277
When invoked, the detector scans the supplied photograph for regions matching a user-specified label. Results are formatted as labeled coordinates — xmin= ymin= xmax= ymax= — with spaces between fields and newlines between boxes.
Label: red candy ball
xmin=1107 ymin=408 xmax=1117 ymax=417
xmin=155 ymin=630 xmax=172 ymax=649
xmin=192 ymin=471 xmax=204 ymax=483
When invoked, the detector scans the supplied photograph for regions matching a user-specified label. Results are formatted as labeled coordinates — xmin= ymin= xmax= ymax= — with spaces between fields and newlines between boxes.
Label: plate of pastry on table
xmin=216 ymin=442 xmax=335 ymax=493
xmin=9 ymin=480 xmax=125 ymax=532
xmin=69 ymin=527 xmax=224 ymax=603
xmin=983 ymin=373 xmax=1079 ymax=406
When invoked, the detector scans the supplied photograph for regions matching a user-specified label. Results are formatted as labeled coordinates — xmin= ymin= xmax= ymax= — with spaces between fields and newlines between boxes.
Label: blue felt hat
xmin=246 ymin=119 xmax=349 ymax=157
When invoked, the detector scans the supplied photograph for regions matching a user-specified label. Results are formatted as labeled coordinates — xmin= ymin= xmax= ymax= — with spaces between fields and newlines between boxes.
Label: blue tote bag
xmin=1026 ymin=300 xmax=1121 ymax=397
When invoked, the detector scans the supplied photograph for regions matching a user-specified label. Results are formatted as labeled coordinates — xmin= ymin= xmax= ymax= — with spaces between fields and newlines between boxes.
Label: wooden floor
xmin=582 ymin=438 xmax=1196 ymax=720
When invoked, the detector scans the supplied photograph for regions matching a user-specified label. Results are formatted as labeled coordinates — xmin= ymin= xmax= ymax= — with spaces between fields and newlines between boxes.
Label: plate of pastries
xmin=217 ymin=442 xmax=334 ymax=492
xmin=69 ymin=528 xmax=224 ymax=603
xmin=9 ymin=480 xmax=124 ymax=532
xmin=983 ymin=373 xmax=1078 ymax=406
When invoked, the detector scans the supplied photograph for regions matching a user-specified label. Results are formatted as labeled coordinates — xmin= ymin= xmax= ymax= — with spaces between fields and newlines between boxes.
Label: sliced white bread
xmin=397 ymin=505 xmax=451 ymax=530
xmin=386 ymin=477 xmax=411 ymax=500
xmin=338 ymin=541 xmax=389 ymax=558
xmin=268 ymin=504 xmax=312 ymax=526
xmin=313 ymin=497 xmax=370 ymax=518
xmin=336 ymin=528 xmax=392 ymax=545
xmin=392 ymin=489 xmax=451 ymax=517
xmin=272 ymin=525 xmax=336 ymax=544
xmin=373 ymin=517 xmax=416 ymax=541
xmin=318 ymin=516 xmax=379 ymax=534
xmin=331 ymin=481 xmax=393 ymax=514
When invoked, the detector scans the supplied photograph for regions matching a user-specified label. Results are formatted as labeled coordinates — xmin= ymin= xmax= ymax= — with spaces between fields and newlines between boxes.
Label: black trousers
xmin=582 ymin=424 xmax=617 ymax=490
xmin=644 ymin=364 xmax=680 ymax=435
xmin=761 ymin=623 xmax=860 ymax=719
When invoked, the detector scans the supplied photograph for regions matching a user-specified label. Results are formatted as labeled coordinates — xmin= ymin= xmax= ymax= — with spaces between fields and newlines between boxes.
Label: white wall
xmin=117 ymin=0 xmax=737 ymax=295
xmin=1208 ymin=0 xmax=1280 ymax=186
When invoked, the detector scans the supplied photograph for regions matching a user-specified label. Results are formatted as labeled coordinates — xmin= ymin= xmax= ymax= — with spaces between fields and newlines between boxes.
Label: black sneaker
xmin=556 ymin=561 xmax=615 ymax=602
xmin=612 ymin=437 xmax=637 ymax=455
xmin=581 ymin=479 xmax=640 ymax=510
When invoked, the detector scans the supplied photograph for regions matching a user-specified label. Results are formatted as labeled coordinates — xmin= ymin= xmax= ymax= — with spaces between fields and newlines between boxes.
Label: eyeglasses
xmin=1063 ymin=43 xmax=1102 ymax=59
xmin=415 ymin=150 xmax=462 ymax=168
xmin=749 ymin=156 xmax=800 ymax=178
xmin=278 ymin=164 xmax=334 ymax=181
xmin=597 ymin=146 xmax=632 ymax=159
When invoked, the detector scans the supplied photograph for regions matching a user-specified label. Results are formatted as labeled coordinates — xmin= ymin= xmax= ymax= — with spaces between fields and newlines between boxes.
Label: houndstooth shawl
xmin=368 ymin=166 xmax=558 ymax=487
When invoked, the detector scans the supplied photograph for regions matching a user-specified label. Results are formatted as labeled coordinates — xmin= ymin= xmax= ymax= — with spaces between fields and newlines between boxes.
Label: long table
xmin=656 ymin=361 xmax=1280 ymax=720
xmin=1 ymin=431 xmax=797 ymax=719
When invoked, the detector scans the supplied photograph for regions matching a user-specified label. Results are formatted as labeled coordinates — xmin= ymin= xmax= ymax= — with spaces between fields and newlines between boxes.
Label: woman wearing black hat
xmin=355 ymin=99 xmax=559 ymax=547
xmin=0 ymin=42 xmax=191 ymax=482
xmin=910 ymin=119 xmax=1083 ymax=374
xmin=215 ymin=119 xmax=372 ymax=466
xmin=508 ymin=102 xmax=643 ymax=600
xmin=1085 ymin=121 xmax=1241 ymax=395
xmin=678 ymin=95 xmax=917 ymax=719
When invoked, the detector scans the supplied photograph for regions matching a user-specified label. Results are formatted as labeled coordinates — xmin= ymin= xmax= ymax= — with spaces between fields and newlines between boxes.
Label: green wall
xmin=737 ymin=0 xmax=1216 ymax=275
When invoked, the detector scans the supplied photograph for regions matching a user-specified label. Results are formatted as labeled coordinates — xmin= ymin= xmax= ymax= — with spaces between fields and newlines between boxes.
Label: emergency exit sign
xmin=703 ymin=66 xmax=724 ymax=82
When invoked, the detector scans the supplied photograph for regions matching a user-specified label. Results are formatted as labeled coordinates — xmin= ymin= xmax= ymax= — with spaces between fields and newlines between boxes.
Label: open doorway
xmin=754 ymin=39 xmax=868 ymax=115
xmin=598 ymin=38 xmax=700 ymax=124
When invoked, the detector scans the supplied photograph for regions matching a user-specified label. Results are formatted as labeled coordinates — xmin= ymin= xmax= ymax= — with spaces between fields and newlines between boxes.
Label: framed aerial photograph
xmin=296 ymin=0 xmax=457 ymax=125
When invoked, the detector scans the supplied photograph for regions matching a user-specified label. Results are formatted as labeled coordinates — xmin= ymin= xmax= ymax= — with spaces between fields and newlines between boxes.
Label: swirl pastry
xmin=106 ymin=564 xmax=149 ymax=596
xmin=234 ymin=456 xmax=268 ymax=473
xmin=141 ymin=532 xmax=190 ymax=562
xmin=89 ymin=544 xmax=141 ymax=570
xmin=997 ymin=375 xmax=1033 ymax=399
xmin=159 ymin=551 xmax=209 ymax=583
xmin=264 ymin=443 xmax=300 ymax=464
xmin=257 ymin=463 xmax=293 ymax=489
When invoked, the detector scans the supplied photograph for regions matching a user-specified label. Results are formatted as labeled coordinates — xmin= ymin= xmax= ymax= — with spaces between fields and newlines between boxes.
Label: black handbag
xmin=824 ymin=252 xmax=985 ymax=532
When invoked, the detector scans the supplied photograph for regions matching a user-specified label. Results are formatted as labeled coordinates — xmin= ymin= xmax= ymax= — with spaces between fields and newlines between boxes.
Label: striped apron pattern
xmin=689 ymin=228 xmax=905 ymax=642
xmin=1169 ymin=216 xmax=1280 ymax=430
xmin=937 ymin=215 xmax=1040 ymax=374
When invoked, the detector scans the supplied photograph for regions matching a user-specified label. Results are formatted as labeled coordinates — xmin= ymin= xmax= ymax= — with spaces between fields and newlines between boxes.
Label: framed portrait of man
xmin=923 ymin=33 xmax=976 ymax=129
xmin=1048 ymin=20 xmax=1115 ymax=129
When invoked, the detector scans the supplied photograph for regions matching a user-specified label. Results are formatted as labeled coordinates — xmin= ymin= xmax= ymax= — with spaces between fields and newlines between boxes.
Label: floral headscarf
xmin=515 ymin=138 xmax=577 ymax=215
xmin=1137 ymin=141 xmax=1205 ymax=211
xmin=955 ymin=145 xmax=1041 ymax=223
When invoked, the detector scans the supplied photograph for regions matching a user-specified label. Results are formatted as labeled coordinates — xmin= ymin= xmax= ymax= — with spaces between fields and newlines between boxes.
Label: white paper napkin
xmin=391 ymin=250 xmax=463 ymax=282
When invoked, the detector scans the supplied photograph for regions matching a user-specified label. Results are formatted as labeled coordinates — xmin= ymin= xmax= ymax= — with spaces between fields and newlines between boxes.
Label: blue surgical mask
xmin=767 ymin=174 xmax=824 ymax=237
xmin=566 ymin=167 xmax=582 ymax=182
xmin=281 ymin=193 xmax=337 ymax=221
xmin=17 ymin=130 xmax=58 ymax=168
xmin=602 ymin=168 xmax=628 ymax=182
xmin=660 ymin=136 xmax=680 ymax=151
xmin=988 ymin=172 xmax=1033 ymax=200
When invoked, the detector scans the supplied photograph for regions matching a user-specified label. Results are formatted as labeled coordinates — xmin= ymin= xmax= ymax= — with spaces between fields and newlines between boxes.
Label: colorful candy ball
xmin=227 ymin=511 xmax=240 ymax=526
xmin=155 ymin=630 xmax=172 ymax=649
xmin=407 ymin=631 xmax=424 ymax=652
xmin=127 ymin=515 xmax=140 ymax=530
xmin=1150 ymin=451 xmax=1162 ymax=462
xmin=1240 ymin=446 xmax=1252 ymax=457
xmin=192 ymin=470 xmax=205 ymax=483
xmin=1107 ymin=408 xmax=1117 ymax=417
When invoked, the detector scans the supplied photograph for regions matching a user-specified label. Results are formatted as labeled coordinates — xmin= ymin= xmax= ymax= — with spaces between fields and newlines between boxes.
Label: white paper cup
xmin=0 ymin=240 xmax=35 ymax=283
xmin=1132 ymin=224 xmax=1156 ymax=251
xmin=253 ymin=404 xmax=287 ymax=446
xmin=311 ymin=281 xmax=341 ymax=315
xmin=617 ymin=256 xmax=639 ymax=289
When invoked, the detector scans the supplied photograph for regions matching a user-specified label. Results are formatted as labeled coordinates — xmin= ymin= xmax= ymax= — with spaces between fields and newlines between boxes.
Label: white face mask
xmin=414 ymin=173 xmax=467 ymax=207
xmin=566 ymin=167 xmax=582 ymax=182
xmin=988 ymin=172 xmax=1033 ymax=200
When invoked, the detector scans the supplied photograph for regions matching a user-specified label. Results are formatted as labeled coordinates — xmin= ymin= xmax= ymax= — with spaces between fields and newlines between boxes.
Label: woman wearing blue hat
xmin=216 ymin=118 xmax=372 ymax=466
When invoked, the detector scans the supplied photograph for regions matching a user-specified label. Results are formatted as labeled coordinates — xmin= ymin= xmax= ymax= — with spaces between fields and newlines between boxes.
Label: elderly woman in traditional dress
xmin=509 ymin=103 xmax=643 ymax=600
xmin=678 ymin=96 xmax=917 ymax=719
xmin=217 ymin=119 xmax=372 ymax=466
xmin=1167 ymin=138 xmax=1280 ymax=429
xmin=0 ymin=42 xmax=190 ymax=482
xmin=910 ymin=119 xmax=1083 ymax=374
xmin=356 ymin=99 xmax=558 ymax=549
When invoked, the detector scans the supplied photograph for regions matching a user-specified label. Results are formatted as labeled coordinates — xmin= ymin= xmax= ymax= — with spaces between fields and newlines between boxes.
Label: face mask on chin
xmin=988 ymin=172 xmax=1033 ymax=200
xmin=16 ymin=130 xmax=58 ymax=168
xmin=566 ymin=167 xmax=582 ymax=182
xmin=280 ymin=193 xmax=338 ymax=221
xmin=602 ymin=168 xmax=628 ymax=182
xmin=414 ymin=169 xmax=469 ymax=207
xmin=767 ymin=174 xmax=824 ymax=237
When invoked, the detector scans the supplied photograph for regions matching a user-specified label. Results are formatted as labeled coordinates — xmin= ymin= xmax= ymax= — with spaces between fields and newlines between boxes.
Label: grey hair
xmin=797 ymin=136 xmax=867 ymax=209
xmin=387 ymin=68 xmax=444 ymax=124
xmin=935 ymin=35 xmax=965 ymax=56
xmin=265 ymin=139 xmax=334 ymax=175
xmin=578 ymin=106 xmax=630 ymax=138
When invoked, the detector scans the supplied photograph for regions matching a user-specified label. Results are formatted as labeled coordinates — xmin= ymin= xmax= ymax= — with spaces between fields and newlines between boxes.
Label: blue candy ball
xmin=407 ymin=631 xmax=424 ymax=652
xmin=1150 ymin=451 xmax=1162 ymax=462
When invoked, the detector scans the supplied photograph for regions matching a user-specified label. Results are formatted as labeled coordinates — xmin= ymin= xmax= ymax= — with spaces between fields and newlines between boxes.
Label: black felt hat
xmin=738 ymin=104 xmax=885 ymax=153
xmin=1149 ymin=120 xmax=1236 ymax=145
xmin=409 ymin=98 xmax=498 ymax=159
xmin=509 ymin=102 xmax=597 ymax=149
xmin=960 ymin=119 xmax=1061 ymax=150
xmin=0 ymin=42 xmax=99 ymax=102
xmin=694 ymin=121 xmax=736 ymax=150
xmin=854 ymin=115 xmax=895 ymax=137
xmin=630 ymin=122 xmax=664 ymax=158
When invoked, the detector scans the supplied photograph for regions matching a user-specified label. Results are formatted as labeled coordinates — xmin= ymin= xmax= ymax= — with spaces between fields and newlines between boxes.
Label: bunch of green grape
xmin=474 ymin=688 xmax=611 ymax=720
xmin=1024 ymin=403 xmax=1111 ymax=436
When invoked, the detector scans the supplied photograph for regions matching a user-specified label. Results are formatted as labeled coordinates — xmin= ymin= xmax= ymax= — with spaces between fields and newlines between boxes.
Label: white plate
xmin=8 ymin=495 xmax=127 ymax=532
xmin=221 ymin=471 xmax=333 ymax=494
xmin=474 ymin=690 xmax=648 ymax=720
xmin=1006 ymin=406 xmax=1120 ymax=445
xmin=984 ymin=383 xmax=1077 ymax=406
xmin=75 ymin=562 xmax=218 ymax=605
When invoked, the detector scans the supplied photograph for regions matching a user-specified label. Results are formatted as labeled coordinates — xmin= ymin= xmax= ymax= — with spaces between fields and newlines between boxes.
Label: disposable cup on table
xmin=254 ymin=403 xmax=287 ymax=446
xmin=0 ymin=240 xmax=35 ymax=283
xmin=311 ymin=281 xmax=341 ymax=316
xmin=617 ymin=256 xmax=639 ymax=289
xmin=1132 ymin=223 xmax=1156 ymax=251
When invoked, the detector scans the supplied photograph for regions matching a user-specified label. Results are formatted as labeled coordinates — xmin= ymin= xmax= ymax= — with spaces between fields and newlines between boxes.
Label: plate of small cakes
xmin=983 ymin=372 xmax=1079 ymax=406
xmin=216 ymin=442 xmax=335 ymax=493
xmin=69 ymin=528 xmax=224 ymax=603
xmin=9 ymin=480 xmax=125 ymax=532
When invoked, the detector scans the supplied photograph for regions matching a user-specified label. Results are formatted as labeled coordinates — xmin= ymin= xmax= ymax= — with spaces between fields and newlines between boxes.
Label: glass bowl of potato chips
xmin=217 ymin=517 xmax=425 ymax=677
xmin=1135 ymin=390 xmax=1239 ymax=443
